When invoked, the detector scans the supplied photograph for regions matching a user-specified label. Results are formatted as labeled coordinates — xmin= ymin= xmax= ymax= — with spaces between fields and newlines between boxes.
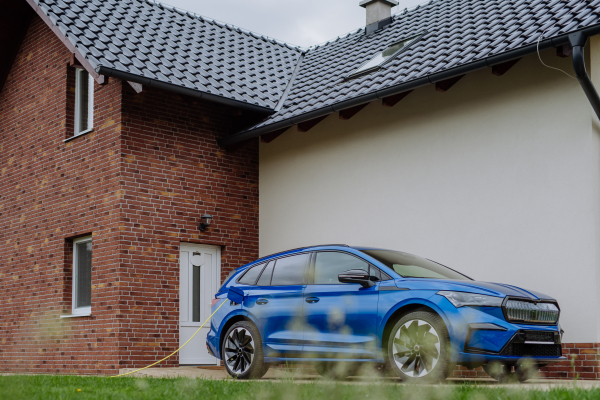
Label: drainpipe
xmin=569 ymin=32 xmax=600 ymax=120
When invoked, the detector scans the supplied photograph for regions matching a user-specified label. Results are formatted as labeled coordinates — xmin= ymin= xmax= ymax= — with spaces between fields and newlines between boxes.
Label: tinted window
xmin=314 ymin=252 xmax=369 ymax=285
xmin=238 ymin=263 xmax=265 ymax=285
xmin=270 ymin=254 xmax=309 ymax=286
xmin=361 ymin=250 xmax=471 ymax=280
xmin=379 ymin=269 xmax=393 ymax=281
xmin=256 ymin=261 xmax=274 ymax=286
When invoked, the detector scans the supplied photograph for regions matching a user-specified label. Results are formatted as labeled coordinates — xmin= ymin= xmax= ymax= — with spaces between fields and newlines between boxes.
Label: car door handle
xmin=305 ymin=297 xmax=320 ymax=304
xmin=256 ymin=299 xmax=269 ymax=305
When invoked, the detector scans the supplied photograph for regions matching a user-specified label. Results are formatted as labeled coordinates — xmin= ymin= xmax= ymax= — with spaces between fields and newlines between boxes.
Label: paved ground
xmin=115 ymin=366 xmax=600 ymax=390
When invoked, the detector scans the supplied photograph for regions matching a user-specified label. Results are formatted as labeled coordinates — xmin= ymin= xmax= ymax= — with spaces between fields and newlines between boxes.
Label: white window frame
xmin=71 ymin=236 xmax=92 ymax=316
xmin=74 ymin=69 xmax=94 ymax=136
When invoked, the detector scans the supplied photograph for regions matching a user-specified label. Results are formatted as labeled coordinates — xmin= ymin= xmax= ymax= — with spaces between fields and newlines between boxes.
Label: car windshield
xmin=360 ymin=250 xmax=471 ymax=280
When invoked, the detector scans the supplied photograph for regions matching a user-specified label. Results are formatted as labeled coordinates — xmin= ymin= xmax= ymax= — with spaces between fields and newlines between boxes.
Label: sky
xmin=161 ymin=0 xmax=428 ymax=48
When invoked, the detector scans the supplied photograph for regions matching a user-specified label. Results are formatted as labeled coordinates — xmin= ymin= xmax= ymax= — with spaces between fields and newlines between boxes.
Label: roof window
xmin=348 ymin=35 xmax=419 ymax=78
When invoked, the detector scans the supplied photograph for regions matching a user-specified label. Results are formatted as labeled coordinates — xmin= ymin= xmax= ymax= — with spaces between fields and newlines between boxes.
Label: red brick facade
xmin=0 ymin=16 xmax=259 ymax=374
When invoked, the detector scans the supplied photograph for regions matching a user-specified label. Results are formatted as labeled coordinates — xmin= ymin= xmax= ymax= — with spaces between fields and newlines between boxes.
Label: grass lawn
xmin=0 ymin=375 xmax=599 ymax=400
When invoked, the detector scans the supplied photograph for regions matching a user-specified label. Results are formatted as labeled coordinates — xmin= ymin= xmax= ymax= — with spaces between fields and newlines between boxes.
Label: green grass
xmin=0 ymin=375 xmax=598 ymax=400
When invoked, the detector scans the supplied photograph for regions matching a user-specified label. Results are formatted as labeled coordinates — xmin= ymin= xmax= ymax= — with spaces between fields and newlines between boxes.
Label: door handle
xmin=256 ymin=299 xmax=269 ymax=305
xmin=305 ymin=297 xmax=320 ymax=304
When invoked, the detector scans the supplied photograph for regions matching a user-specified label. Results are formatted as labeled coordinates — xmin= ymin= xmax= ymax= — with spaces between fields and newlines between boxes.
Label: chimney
xmin=360 ymin=0 xmax=398 ymax=34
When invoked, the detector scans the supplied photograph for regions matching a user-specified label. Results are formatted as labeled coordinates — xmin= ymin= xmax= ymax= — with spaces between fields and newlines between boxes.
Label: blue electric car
xmin=206 ymin=245 xmax=564 ymax=382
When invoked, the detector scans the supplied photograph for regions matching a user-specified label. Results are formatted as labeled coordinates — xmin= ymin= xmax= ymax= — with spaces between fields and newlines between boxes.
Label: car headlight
xmin=437 ymin=291 xmax=504 ymax=308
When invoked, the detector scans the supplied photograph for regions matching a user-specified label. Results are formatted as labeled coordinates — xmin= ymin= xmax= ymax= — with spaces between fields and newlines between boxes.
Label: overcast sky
xmin=162 ymin=0 xmax=427 ymax=48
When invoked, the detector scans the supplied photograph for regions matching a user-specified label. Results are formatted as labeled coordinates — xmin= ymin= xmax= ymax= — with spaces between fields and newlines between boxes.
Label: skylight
xmin=349 ymin=36 xmax=419 ymax=78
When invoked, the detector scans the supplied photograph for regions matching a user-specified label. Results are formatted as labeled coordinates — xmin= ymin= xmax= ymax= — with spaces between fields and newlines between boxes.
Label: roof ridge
xmin=141 ymin=0 xmax=304 ymax=52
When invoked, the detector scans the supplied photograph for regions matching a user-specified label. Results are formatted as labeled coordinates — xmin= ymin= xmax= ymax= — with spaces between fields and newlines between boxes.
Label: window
xmin=270 ymin=254 xmax=309 ymax=286
xmin=312 ymin=252 xmax=392 ymax=284
xmin=238 ymin=263 xmax=266 ymax=285
xmin=256 ymin=261 xmax=274 ymax=286
xmin=72 ymin=236 xmax=92 ymax=315
xmin=361 ymin=250 xmax=471 ymax=280
xmin=313 ymin=252 xmax=369 ymax=284
xmin=349 ymin=36 xmax=419 ymax=78
xmin=74 ymin=69 xmax=94 ymax=136
xmin=370 ymin=266 xmax=393 ymax=282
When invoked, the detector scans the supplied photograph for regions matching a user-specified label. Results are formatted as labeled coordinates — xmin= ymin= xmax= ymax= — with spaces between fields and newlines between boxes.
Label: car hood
xmin=396 ymin=279 xmax=555 ymax=301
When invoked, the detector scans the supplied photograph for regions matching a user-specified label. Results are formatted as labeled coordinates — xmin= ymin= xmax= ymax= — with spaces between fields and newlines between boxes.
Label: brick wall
xmin=0 ymin=16 xmax=124 ymax=374
xmin=451 ymin=343 xmax=600 ymax=380
xmin=114 ymin=81 xmax=259 ymax=370
xmin=0 ymin=14 xmax=260 ymax=374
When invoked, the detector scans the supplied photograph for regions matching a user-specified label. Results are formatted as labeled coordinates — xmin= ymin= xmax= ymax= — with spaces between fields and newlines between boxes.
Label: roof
xmin=17 ymin=0 xmax=600 ymax=142
xmin=231 ymin=0 xmax=600 ymax=142
xmin=31 ymin=0 xmax=302 ymax=111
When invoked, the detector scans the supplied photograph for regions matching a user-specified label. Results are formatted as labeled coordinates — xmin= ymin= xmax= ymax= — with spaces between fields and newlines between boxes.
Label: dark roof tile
xmin=36 ymin=0 xmax=301 ymax=110
xmin=35 ymin=0 xmax=600 ymax=121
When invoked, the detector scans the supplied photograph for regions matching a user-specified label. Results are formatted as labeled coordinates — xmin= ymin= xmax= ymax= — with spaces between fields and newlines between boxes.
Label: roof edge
xmin=218 ymin=25 xmax=600 ymax=148
xmin=98 ymin=66 xmax=275 ymax=114
xmin=24 ymin=0 xmax=106 ymax=85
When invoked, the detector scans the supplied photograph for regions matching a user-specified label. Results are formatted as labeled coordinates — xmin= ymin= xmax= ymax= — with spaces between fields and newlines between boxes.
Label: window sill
xmin=60 ymin=312 xmax=92 ymax=319
xmin=64 ymin=128 xmax=94 ymax=143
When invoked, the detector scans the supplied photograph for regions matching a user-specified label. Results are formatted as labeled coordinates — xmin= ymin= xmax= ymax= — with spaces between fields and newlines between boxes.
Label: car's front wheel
xmin=386 ymin=310 xmax=454 ymax=383
xmin=222 ymin=321 xmax=269 ymax=379
xmin=483 ymin=359 xmax=539 ymax=383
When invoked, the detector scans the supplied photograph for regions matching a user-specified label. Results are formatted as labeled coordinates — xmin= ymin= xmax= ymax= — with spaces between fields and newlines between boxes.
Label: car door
xmin=241 ymin=253 xmax=309 ymax=358
xmin=303 ymin=251 xmax=380 ymax=359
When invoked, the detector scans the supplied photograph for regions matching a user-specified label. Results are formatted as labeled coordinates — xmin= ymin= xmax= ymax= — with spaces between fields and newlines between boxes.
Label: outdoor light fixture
xmin=199 ymin=214 xmax=213 ymax=232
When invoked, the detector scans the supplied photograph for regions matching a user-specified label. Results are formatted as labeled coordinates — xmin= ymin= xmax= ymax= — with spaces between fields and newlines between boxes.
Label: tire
xmin=314 ymin=362 xmax=358 ymax=380
xmin=386 ymin=310 xmax=453 ymax=383
xmin=222 ymin=321 xmax=268 ymax=379
xmin=483 ymin=359 xmax=539 ymax=383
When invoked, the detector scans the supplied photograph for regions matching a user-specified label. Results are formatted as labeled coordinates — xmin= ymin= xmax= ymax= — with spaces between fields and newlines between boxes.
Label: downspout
xmin=569 ymin=32 xmax=600 ymax=120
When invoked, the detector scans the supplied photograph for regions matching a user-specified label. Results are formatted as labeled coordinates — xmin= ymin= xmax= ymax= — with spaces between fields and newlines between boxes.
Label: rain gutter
xmin=97 ymin=66 xmax=275 ymax=115
xmin=219 ymin=25 xmax=600 ymax=148
xmin=569 ymin=32 xmax=600 ymax=120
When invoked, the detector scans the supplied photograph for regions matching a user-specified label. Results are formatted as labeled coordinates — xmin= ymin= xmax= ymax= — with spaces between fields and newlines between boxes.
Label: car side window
xmin=313 ymin=252 xmax=369 ymax=284
xmin=270 ymin=254 xmax=309 ymax=286
xmin=256 ymin=261 xmax=274 ymax=286
xmin=369 ymin=266 xmax=393 ymax=282
xmin=238 ymin=263 xmax=265 ymax=285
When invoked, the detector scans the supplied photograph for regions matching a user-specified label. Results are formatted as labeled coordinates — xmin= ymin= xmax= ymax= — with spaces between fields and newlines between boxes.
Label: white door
xmin=179 ymin=243 xmax=221 ymax=365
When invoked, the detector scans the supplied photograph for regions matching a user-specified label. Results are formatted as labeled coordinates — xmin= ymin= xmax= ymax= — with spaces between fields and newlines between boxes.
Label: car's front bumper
xmin=431 ymin=294 xmax=564 ymax=365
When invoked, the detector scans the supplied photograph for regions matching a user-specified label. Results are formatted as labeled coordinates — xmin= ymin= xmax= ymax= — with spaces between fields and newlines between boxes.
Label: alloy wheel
xmin=224 ymin=328 xmax=255 ymax=374
xmin=393 ymin=319 xmax=441 ymax=378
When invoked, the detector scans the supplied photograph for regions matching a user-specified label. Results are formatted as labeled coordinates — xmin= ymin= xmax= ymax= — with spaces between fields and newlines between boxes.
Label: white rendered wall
xmin=591 ymin=36 xmax=600 ymax=344
xmin=259 ymin=49 xmax=600 ymax=343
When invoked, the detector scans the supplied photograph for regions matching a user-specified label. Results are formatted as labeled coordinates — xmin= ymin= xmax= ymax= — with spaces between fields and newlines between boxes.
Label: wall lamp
xmin=199 ymin=214 xmax=213 ymax=232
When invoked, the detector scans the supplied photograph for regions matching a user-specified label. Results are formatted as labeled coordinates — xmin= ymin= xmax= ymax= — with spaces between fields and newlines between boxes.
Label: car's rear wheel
xmin=313 ymin=362 xmax=359 ymax=380
xmin=386 ymin=310 xmax=454 ymax=383
xmin=222 ymin=321 xmax=269 ymax=379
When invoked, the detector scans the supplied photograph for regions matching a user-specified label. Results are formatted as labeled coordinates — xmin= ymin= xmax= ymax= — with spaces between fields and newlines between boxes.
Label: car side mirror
xmin=338 ymin=269 xmax=375 ymax=288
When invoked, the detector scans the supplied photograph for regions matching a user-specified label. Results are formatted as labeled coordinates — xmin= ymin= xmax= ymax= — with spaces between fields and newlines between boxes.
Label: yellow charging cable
xmin=111 ymin=299 xmax=227 ymax=378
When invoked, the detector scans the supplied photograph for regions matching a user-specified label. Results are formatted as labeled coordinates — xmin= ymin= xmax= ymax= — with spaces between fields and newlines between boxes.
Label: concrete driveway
xmin=116 ymin=366 xmax=600 ymax=390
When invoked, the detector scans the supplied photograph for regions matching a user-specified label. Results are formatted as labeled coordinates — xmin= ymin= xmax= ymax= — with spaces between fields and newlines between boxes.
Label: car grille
xmin=504 ymin=299 xmax=559 ymax=324
xmin=500 ymin=330 xmax=562 ymax=358
xmin=523 ymin=331 xmax=555 ymax=342
xmin=500 ymin=343 xmax=562 ymax=357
